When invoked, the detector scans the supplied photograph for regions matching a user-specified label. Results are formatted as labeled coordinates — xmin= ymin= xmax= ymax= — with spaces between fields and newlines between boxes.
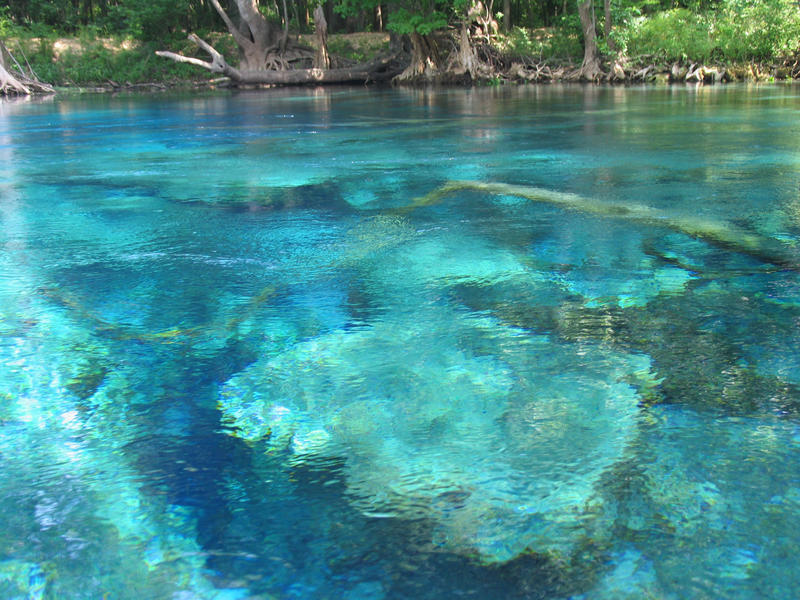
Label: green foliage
xmin=4 ymin=0 xmax=219 ymax=41
xmin=105 ymin=0 xmax=188 ymax=42
xmin=14 ymin=34 xmax=203 ymax=86
xmin=626 ymin=9 xmax=715 ymax=61
xmin=327 ymin=34 xmax=389 ymax=62
xmin=597 ymin=1 xmax=643 ymax=55
xmin=500 ymin=26 xmax=540 ymax=56
xmin=0 ymin=6 xmax=12 ymax=38
xmin=498 ymin=24 xmax=582 ymax=61
xmin=549 ymin=14 xmax=584 ymax=58
xmin=624 ymin=0 xmax=800 ymax=62
xmin=336 ymin=0 xmax=452 ymax=36
xmin=716 ymin=0 xmax=800 ymax=61
xmin=386 ymin=8 xmax=448 ymax=35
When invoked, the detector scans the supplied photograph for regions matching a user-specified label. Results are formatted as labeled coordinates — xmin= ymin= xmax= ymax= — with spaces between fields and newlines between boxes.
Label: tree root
xmin=0 ymin=41 xmax=53 ymax=95
xmin=406 ymin=180 xmax=799 ymax=269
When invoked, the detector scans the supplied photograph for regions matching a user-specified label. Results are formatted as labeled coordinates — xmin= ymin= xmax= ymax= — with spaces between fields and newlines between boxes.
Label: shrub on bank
xmin=6 ymin=27 xmax=232 ymax=86
xmin=625 ymin=0 xmax=800 ymax=64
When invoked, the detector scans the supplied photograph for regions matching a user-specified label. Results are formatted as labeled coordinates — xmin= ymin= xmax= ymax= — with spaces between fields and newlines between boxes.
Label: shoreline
xmin=37 ymin=57 xmax=800 ymax=93
xmin=3 ymin=30 xmax=799 ymax=95
xmin=46 ymin=71 xmax=800 ymax=95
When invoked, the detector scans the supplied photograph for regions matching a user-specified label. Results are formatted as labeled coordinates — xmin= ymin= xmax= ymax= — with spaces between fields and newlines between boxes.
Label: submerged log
xmin=408 ymin=180 xmax=799 ymax=269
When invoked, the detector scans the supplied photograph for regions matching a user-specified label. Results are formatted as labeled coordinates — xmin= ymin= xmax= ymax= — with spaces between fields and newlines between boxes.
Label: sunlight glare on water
xmin=1 ymin=84 xmax=800 ymax=599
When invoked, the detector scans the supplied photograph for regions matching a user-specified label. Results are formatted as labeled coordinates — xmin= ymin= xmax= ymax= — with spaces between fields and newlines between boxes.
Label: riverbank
xmin=3 ymin=30 xmax=800 ymax=94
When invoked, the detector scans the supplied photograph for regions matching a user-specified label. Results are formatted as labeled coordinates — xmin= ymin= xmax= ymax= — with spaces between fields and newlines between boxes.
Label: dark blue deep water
xmin=1 ymin=84 xmax=800 ymax=599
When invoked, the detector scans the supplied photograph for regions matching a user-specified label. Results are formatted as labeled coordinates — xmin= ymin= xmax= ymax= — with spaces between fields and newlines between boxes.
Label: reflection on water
xmin=1 ymin=84 xmax=800 ymax=599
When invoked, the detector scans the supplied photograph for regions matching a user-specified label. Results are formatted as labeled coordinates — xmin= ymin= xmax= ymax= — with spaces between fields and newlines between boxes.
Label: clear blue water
xmin=1 ymin=84 xmax=800 ymax=599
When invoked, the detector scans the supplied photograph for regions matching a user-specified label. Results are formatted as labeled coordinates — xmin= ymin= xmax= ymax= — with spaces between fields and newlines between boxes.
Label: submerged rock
xmin=219 ymin=305 xmax=653 ymax=563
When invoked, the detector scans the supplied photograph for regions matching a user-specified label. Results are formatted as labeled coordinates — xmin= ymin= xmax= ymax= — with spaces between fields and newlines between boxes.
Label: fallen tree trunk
xmin=233 ymin=60 xmax=399 ymax=84
xmin=157 ymin=34 xmax=399 ymax=84
xmin=406 ymin=180 xmax=799 ymax=269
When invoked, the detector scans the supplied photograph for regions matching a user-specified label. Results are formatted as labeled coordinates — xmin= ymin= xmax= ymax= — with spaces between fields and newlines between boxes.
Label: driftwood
xmin=407 ymin=180 xmax=798 ymax=269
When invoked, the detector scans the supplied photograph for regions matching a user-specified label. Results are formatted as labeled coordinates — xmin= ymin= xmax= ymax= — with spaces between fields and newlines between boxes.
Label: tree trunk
xmin=604 ymin=0 xmax=615 ymax=51
xmin=395 ymin=32 xmax=441 ymax=81
xmin=577 ymin=0 xmax=603 ymax=80
xmin=448 ymin=23 xmax=488 ymax=81
xmin=503 ymin=0 xmax=512 ymax=31
xmin=204 ymin=0 xmax=288 ymax=71
xmin=0 ymin=63 xmax=29 ymax=95
xmin=313 ymin=5 xmax=330 ymax=70
xmin=279 ymin=0 xmax=290 ymax=53
xmin=157 ymin=0 xmax=404 ymax=86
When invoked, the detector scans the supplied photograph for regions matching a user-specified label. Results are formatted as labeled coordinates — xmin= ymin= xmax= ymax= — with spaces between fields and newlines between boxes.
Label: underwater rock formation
xmin=219 ymin=291 xmax=654 ymax=564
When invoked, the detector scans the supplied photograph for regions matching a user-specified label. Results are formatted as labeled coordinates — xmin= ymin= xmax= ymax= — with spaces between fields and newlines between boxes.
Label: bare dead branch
xmin=154 ymin=51 xmax=217 ymax=70
xmin=16 ymin=42 xmax=40 ymax=81
xmin=156 ymin=34 xmax=243 ymax=79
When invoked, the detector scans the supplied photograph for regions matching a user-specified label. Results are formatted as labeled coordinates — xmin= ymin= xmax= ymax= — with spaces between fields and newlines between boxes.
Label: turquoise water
xmin=1 ymin=84 xmax=800 ymax=599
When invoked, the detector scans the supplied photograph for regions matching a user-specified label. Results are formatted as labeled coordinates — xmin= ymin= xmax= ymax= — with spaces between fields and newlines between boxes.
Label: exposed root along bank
xmin=0 ymin=40 xmax=53 ymax=95
xmin=156 ymin=8 xmax=800 ymax=88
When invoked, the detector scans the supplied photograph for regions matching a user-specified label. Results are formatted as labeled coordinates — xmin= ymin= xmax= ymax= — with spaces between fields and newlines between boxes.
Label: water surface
xmin=1 ymin=84 xmax=800 ymax=599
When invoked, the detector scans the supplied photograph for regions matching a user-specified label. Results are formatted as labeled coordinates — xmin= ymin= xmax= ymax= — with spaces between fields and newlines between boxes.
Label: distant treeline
xmin=7 ymin=0 xmax=797 ymax=43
